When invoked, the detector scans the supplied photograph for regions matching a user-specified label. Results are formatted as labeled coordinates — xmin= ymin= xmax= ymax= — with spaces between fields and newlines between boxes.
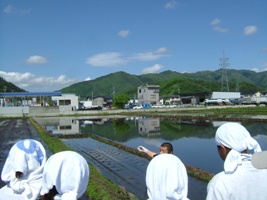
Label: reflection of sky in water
xmin=34 ymin=116 xmax=267 ymax=174
xmin=123 ymin=136 xmax=224 ymax=174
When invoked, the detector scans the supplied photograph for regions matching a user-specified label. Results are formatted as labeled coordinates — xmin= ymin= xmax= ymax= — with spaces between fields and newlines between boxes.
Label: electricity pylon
xmin=220 ymin=52 xmax=229 ymax=92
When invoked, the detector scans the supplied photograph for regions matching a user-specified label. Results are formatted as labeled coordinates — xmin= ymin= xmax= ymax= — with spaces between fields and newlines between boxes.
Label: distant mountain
xmin=0 ymin=77 xmax=26 ymax=93
xmin=60 ymin=69 xmax=266 ymax=99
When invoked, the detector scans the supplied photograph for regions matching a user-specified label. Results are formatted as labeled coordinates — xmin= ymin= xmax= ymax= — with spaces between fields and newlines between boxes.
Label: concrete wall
xmin=29 ymin=106 xmax=60 ymax=116
xmin=0 ymin=105 xmax=77 ymax=117
xmin=0 ymin=107 xmax=29 ymax=117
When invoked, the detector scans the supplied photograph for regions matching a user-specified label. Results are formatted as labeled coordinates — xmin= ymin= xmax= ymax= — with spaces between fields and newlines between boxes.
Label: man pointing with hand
xmin=137 ymin=142 xmax=173 ymax=158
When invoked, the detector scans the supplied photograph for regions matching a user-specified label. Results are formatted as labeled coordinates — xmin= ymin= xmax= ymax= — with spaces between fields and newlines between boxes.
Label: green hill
xmin=0 ymin=77 xmax=25 ymax=93
xmin=60 ymin=69 xmax=266 ymax=98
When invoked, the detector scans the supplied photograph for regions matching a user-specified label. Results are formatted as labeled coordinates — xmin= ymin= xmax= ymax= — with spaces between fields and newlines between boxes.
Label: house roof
xmin=0 ymin=92 xmax=62 ymax=97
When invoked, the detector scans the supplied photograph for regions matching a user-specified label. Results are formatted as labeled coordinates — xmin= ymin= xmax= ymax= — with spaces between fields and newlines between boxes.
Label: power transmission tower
xmin=220 ymin=52 xmax=229 ymax=92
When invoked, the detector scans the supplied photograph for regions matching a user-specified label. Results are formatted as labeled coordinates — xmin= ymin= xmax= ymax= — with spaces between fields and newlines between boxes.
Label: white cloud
xmin=3 ymin=5 xmax=30 ymax=14
xmin=244 ymin=25 xmax=258 ymax=36
xmin=130 ymin=47 xmax=169 ymax=61
xmin=210 ymin=18 xmax=228 ymax=33
xmin=251 ymin=68 xmax=260 ymax=72
xmin=165 ymin=0 xmax=178 ymax=9
xmin=0 ymin=71 xmax=78 ymax=92
xmin=26 ymin=55 xmax=47 ymax=64
xmin=213 ymin=26 xmax=228 ymax=33
xmin=155 ymin=47 xmax=168 ymax=54
xmin=86 ymin=47 xmax=170 ymax=67
xmin=210 ymin=18 xmax=221 ymax=26
xmin=141 ymin=64 xmax=163 ymax=74
xmin=118 ymin=30 xmax=130 ymax=38
xmin=86 ymin=52 xmax=127 ymax=67
xmin=251 ymin=64 xmax=267 ymax=72
xmin=85 ymin=77 xmax=91 ymax=81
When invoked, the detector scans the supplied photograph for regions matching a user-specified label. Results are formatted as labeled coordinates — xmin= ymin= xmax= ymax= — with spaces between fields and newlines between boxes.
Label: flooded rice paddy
xmin=34 ymin=116 xmax=267 ymax=200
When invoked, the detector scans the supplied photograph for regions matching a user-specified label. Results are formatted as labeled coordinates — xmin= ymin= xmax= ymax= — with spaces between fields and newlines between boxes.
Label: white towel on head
xmin=40 ymin=151 xmax=90 ymax=200
xmin=1 ymin=139 xmax=47 ymax=200
xmin=215 ymin=122 xmax=262 ymax=174
xmin=146 ymin=154 xmax=189 ymax=200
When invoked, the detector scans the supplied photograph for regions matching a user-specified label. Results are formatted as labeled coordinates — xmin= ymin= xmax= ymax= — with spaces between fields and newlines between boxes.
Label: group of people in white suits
xmin=138 ymin=122 xmax=267 ymax=200
xmin=0 ymin=139 xmax=89 ymax=200
xmin=1 ymin=122 xmax=267 ymax=200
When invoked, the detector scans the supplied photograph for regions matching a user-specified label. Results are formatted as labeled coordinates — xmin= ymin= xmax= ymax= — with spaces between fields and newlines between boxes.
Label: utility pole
xmin=236 ymin=83 xmax=240 ymax=92
xmin=112 ymin=87 xmax=115 ymax=97
xmin=220 ymin=52 xmax=229 ymax=92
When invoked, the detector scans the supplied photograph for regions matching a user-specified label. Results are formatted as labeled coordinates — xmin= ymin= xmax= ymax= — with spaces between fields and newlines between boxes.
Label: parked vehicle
xmin=133 ymin=105 xmax=143 ymax=109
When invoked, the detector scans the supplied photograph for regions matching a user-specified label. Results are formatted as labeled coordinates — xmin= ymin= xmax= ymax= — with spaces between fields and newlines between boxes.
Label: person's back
xmin=207 ymin=157 xmax=267 ymax=199
xmin=146 ymin=154 xmax=188 ymax=200
xmin=206 ymin=122 xmax=267 ymax=200
xmin=39 ymin=151 xmax=89 ymax=200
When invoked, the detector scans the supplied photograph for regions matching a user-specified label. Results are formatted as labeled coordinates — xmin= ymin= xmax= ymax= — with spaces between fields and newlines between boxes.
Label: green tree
xmin=113 ymin=94 xmax=130 ymax=109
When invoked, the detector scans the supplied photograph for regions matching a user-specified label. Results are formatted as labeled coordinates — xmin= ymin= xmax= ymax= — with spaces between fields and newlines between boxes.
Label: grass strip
xmin=29 ymin=117 xmax=133 ymax=200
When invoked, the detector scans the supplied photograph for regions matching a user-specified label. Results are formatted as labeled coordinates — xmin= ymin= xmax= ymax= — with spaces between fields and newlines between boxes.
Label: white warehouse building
xmin=52 ymin=94 xmax=79 ymax=110
xmin=211 ymin=92 xmax=241 ymax=99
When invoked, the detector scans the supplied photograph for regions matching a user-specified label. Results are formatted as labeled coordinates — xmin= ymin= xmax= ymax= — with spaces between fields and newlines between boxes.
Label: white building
xmin=211 ymin=92 xmax=241 ymax=99
xmin=52 ymin=94 xmax=79 ymax=110
xmin=137 ymin=85 xmax=160 ymax=105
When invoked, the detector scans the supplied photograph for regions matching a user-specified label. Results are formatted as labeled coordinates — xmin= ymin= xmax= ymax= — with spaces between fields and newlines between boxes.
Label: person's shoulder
xmin=152 ymin=153 xmax=158 ymax=158
xmin=208 ymin=171 xmax=226 ymax=186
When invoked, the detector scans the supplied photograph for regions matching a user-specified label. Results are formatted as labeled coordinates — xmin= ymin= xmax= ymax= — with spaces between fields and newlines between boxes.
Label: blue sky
xmin=0 ymin=0 xmax=266 ymax=92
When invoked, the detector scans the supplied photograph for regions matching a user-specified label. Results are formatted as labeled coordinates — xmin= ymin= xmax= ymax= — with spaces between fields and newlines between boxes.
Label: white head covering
xmin=215 ymin=122 xmax=262 ymax=174
xmin=40 ymin=151 xmax=89 ymax=200
xmin=146 ymin=154 xmax=189 ymax=200
xmin=1 ymin=139 xmax=47 ymax=200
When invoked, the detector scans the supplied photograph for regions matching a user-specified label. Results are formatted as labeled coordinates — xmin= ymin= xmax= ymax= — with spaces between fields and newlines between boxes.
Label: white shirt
xmin=207 ymin=159 xmax=267 ymax=200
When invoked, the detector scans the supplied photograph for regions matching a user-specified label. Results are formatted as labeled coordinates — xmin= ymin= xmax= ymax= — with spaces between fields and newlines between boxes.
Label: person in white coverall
xmin=146 ymin=154 xmax=189 ymax=200
xmin=206 ymin=122 xmax=267 ymax=200
xmin=38 ymin=151 xmax=89 ymax=200
xmin=0 ymin=139 xmax=47 ymax=200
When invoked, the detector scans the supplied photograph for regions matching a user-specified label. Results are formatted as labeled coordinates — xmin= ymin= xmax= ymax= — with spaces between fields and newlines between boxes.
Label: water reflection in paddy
xmin=35 ymin=116 xmax=267 ymax=174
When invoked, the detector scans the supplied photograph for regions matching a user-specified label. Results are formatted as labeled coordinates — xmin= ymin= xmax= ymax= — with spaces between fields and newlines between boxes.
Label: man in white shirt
xmin=206 ymin=122 xmax=267 ymax=200
xmin=137 ymin=142 xmax=173 ymax=158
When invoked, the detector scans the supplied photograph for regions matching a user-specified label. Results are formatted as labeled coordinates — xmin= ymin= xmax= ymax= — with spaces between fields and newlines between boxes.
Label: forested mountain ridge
xmin=1 ymin=69 xmax=265 ymax=98
xmin=60 ymin=69 xmax=266 ymax=99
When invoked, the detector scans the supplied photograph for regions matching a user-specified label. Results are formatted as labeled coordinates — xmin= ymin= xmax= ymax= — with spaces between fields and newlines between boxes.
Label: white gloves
xmin=137 ymin=146 xmax=148 ymax=153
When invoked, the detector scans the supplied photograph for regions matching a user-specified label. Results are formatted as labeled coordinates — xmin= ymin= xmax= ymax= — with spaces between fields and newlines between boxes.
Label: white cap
xmin=251 ymin=151 xmax=267 ymax=169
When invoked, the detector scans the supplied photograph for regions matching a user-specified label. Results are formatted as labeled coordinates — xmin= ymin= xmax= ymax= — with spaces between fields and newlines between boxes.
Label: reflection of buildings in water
xmin=94 ymin=118 xmax=109 ymax=125
xmin=80 ymin=118 xmax=109 ymax=127
xmin=51 ymin=118 xmax=80 ymax=135
xmin=138 ymin=118 xmax=161 ymax=137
